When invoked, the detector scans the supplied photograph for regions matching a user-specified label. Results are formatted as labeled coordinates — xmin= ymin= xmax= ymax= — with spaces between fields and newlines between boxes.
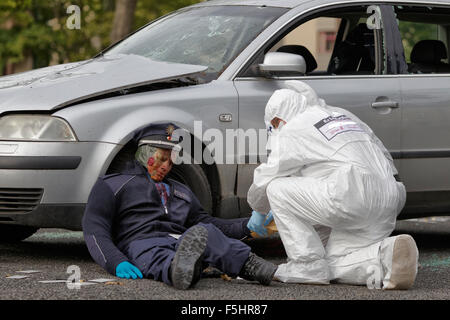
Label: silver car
xmin=1 ymin=0 xmax=450 ymax=241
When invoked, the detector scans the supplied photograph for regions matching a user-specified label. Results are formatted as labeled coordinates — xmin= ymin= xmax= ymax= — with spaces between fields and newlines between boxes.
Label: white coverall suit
xmin=248 ymin=81 xmax=418 ymax=289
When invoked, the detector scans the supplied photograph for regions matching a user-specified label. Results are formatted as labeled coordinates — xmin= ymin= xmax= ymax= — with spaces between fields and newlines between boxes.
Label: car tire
xmin=168 ymin=164 xmax=213 ymax=214
xmin=0 ymin=225 xmax=38 ymax=242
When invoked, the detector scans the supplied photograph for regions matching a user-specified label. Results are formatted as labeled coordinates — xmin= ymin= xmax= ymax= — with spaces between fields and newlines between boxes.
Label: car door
xmin=233 ymin=3 xmax=403 ymax=214
xmin=391 ymin=3 xmax=450 ymax=217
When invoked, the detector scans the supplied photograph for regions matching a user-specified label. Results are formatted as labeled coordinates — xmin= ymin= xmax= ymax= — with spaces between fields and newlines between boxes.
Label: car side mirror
xmin=259 ymin=52 xmax=307 ymax=77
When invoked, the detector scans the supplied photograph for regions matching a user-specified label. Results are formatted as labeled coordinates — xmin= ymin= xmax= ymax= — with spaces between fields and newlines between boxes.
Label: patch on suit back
xmin=314 ymin=114 xmax=364 ymax=141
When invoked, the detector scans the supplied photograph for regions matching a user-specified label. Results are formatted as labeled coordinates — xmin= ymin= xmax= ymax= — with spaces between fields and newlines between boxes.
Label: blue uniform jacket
xmin=82 ymin=160 xmax=251 ymax=275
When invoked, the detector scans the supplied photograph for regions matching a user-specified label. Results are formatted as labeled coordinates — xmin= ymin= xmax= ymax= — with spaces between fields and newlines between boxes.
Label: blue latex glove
xmin=115 ymin=261 xmax=143 ymax=279
xmin=264 ymin=211 xmax=274 ymax=227
xmin=247 ymin=210 xmax=268 ymax=237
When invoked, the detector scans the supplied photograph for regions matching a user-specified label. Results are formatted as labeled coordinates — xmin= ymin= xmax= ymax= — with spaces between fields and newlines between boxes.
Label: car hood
xmin=0 ymin=54 xmax=207 ymax=113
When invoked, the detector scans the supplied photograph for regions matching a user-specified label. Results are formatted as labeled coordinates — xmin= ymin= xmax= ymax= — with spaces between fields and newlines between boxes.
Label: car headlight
xmin=0 ymin=115 xmax=77 ymax=141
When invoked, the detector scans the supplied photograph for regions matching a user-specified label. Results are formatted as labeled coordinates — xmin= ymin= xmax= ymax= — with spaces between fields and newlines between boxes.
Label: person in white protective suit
xmin=246 ymin=80 xmax=419 ymax=289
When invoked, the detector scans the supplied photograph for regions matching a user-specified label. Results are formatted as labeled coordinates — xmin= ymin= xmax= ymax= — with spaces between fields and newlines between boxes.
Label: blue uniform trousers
xmin=124 ymin=223 xmax=251 ymax=285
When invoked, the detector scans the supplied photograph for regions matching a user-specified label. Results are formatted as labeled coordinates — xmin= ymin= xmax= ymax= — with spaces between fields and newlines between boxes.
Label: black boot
xmin=238 ymin=252 xmax=277 ymax=286
xmin=170 ymin=225 xmax=208 ymax=290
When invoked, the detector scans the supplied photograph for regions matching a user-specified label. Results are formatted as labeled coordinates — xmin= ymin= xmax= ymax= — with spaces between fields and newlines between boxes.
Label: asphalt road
xmin=0 ymin=217 xmax=449 ymax=302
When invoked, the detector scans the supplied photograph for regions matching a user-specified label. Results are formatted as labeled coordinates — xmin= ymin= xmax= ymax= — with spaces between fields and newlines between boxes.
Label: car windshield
xmin=105 ymin=6 xmax=287 ymax=81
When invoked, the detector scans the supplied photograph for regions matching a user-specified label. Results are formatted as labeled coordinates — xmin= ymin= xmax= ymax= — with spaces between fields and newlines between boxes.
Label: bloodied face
xmin=146 ymin=148 xmax=173 ymax=182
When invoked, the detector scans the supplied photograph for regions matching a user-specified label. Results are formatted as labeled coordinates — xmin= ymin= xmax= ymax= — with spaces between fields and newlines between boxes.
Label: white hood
xmin=284 ymin=80 xmax=326 ymax=107
xmin=264 ymin=89 xmax=306 ymax=130
xmin=264 ymin=81 xmax=326 ymax=130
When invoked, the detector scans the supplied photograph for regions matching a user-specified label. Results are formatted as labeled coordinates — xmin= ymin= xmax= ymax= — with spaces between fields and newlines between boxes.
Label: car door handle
xmin=371 ymin=101 xmax=399 ymax=109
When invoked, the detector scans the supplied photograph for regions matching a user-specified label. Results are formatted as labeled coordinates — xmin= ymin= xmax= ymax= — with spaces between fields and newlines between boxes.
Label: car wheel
xmin=106 ymin=144 xmax=136 ymax=174
xmin=168 ymin=164 xmax=213 ymax=214
xmin=0 ymin=225 xmax=38 ymax=242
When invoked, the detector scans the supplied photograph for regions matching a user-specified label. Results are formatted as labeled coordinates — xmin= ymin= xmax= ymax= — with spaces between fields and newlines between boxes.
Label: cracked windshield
xmin=106 ymin=6 xmax=287 ymax=80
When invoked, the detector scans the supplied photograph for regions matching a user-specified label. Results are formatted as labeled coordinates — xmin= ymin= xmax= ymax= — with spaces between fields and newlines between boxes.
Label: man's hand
xmin=115 ymin=261 xmax=143 ymax=279
xmin=247 ymin=211 xmax=268 ymax=237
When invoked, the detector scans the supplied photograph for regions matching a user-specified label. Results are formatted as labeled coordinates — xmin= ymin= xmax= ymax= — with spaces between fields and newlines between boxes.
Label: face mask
xmin=266 ymin=117 xmax=286 ymax=152
xmin=266 ymin=126 xmax=281 ymax=153
xmin=266 ymin=125 xmax=273 ymax=153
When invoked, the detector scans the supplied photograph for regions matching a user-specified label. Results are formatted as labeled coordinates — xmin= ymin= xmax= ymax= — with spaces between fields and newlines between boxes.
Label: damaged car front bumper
xmin=0 ymin=140 xmax=120 ymax=230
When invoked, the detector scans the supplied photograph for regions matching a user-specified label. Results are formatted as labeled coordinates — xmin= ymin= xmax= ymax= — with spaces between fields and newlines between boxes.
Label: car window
xmin=393 ymin=5 xmax=450 ymax=74
xmin=270 ymin=17 xmax=341 ymax=73
xmin=105 ymin=6 xmax=287 ymax=82
xmin=240 ymin=5 xmax=387 ymax=77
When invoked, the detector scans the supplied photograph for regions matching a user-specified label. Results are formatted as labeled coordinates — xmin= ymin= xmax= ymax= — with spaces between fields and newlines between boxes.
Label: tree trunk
xmin=110 ymin=0 xmax=138 ymax=45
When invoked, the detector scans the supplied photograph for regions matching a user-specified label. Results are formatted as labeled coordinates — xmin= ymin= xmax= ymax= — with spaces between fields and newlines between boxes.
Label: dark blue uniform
xmin=82 ymin=160 xmax=252 ymax=285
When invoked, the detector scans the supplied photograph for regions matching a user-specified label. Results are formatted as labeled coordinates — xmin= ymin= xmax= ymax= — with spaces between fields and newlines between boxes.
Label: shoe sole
xmin=385 ymin=234 xmax=418 ymax=290
xmin=171 ymin=225 xmax=208 ymax=290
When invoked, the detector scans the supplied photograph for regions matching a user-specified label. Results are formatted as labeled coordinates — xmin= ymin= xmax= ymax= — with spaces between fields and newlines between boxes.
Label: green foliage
xmin=135 ymin=0 xmax=202 ymax=27
xmin=0 ymin=0 xmax=32 ymax=11
xmin=0 ymin=0 xmax=203 ymax=75
xmin=398 ymin=21 xmax=439 ymax=62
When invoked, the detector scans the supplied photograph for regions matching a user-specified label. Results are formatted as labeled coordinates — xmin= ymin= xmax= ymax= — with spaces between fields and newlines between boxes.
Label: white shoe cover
xmin=274 ymin=259 xmax=330 ymax=284
xmin=381 ymin=234 xmax=419 ymax=290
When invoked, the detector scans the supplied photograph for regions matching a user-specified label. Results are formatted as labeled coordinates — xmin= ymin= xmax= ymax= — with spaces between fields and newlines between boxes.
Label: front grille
xmin=0 ymin=188 xmax=43 ymax=214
